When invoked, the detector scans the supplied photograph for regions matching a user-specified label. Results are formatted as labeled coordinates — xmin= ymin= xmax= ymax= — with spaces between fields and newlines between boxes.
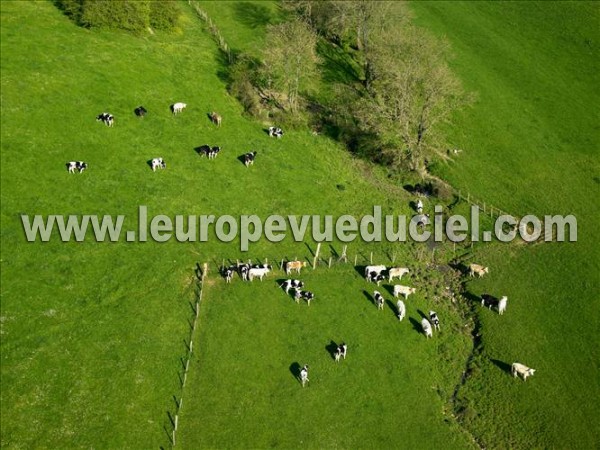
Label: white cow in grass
xmin=421 ymin=318 xmax=433 ymax=338
xmin=498 ymin=296 xmax=508 ymax=315
xmin=512 ymin=362 xmax=536 ymax=381
xmin=394 ymin=285 xmax=416 ymax=299
xmin=388 ymin=267 xmax=409 ymax=283
xmin=171 ymin=102 xmax=186 ymax=114
xmin=396 ymin=300 xmax=406 ymax=321
xmin=469 ymin=263 xmax=489 ymax=277
xmin=151 ymin=157 xmax=166 ymax=172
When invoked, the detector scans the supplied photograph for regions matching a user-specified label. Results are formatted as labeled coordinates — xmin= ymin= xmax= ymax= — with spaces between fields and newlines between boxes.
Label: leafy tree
xmin=353 ymin=26 xmax=472 ymax=176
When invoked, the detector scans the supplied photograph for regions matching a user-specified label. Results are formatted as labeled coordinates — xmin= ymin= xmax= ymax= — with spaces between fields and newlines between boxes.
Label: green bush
xmin=54 ymin=0 xmax=179 ymax=33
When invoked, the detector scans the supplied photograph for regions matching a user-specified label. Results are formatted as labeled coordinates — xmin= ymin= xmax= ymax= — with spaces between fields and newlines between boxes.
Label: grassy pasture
xmin=410 ymin=2 xmax=600 ymax=448
xmin=1 ymin=1 xmax=471 ymax=448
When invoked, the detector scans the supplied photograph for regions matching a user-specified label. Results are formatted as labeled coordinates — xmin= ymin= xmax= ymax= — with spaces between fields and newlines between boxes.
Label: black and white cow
xmin=481 ymin=293 xmax=499 ymax=310
xmin=280 ymin=279 xmax=304 ymax=294
xmin=300 ymin=364 xmax=309 ymax=387
xmin=244 ymin=151 xmax=257 ymax=167
xmin=151 ymin=157 xmax=166 ymax=171
xmin=293 ymin=288 xmax=303 ymax=304
xmin=268 ymin=126 xmax=284 ymax=138
xmin=373 ymin=290 xmax=385 ymax=310
xmin=367 ymin=271 xmax=386 ymax=285
xmin=238 ymin=263 xmax=251 ymax=281
xmin=334 ymin=343 xmax=347 ymax=362
xmin=134 ymin=106 xmax=147 ymax=117
xmin=223 ymin=267 xmax=235 ymax=283
xmin=301 ymin=290 xmax=315 ymax=306
xmin=67 ymin=161 xmax=88 ymax=174
xmin=429 ymin=311 xmax=440 ymax=331
xmin=208 ymin=146 xmax=221 ymax=159
xmin=96 ymin=112 xmax=114 ymax=127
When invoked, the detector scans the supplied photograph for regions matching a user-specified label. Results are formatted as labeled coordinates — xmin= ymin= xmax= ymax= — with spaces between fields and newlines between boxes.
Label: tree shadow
xmin=325 ymin=340 xmax=339 ymax=360
xmin=491 ymin=359 xmax=512 ymax=375
xmin=317 ymin=39 xmax=360 ymax=85
xmin=289 ymin=362 xmax=301 ymax=383
xmin=233 ymin=2 xmax=273 ymax=29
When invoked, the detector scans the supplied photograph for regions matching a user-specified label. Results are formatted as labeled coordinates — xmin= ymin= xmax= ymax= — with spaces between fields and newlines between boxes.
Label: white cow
xmin=393 ymin=285 xmax=416 ymax=299
xmin=248 ymin=267 xmax=270 ymax=281
xmin=364 ymin=265 xmax=386 ymax=279
xmin=469 ymin=263 xmax=489 ymax=277
xmin=388 ymin=267 xmax=410 ymax=283
xmin=512 ymin=362 xmax=536 ymax=381
xmin=498 ymin=296 xmax=508 ymax=315
xmin=396 ymin=300 xmax=406 ymax=321
xmin=300 ymin=365 xmax=309 ymax=387
xmin=421 ymin=318 xmax=433 ymax=338
xmin=171 ymin=102 xmax=186 ymax=114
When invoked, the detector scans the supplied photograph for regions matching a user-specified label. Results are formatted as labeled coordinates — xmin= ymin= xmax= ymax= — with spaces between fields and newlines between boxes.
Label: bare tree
xmin=262 ymin=19 xmax=319 ymax=113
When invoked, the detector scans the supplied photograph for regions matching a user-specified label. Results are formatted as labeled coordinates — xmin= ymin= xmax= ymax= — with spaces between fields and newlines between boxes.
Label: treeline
xmin=54 ymin=0 xmax=180 ymax=33
xmin=229 ymin=1 xmax=473 ymax=179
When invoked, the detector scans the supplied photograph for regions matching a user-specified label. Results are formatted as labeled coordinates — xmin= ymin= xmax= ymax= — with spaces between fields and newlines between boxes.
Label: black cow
xmin=481 ymin=293 xmax=500 ymax=310
xmin=134 ymin=106 xmax=147 ymax=117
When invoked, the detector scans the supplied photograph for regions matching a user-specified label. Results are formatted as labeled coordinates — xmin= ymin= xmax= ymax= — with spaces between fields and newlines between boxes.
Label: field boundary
xmin=166 ymin=262 xmax=207 ymax=447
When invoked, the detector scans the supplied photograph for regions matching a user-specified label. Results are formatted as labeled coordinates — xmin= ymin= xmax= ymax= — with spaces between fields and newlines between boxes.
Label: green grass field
xmin=1 ymin=1 xmax=598 ymax=449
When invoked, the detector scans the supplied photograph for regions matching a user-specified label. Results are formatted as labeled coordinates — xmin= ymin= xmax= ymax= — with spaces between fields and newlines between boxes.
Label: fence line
xmin=169 ymin=262 xmax=207 ymax=447
xmin=188 ymin=1 xmax=234 ymax=64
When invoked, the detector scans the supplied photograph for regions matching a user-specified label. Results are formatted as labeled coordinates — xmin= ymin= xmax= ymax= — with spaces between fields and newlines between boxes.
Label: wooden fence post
xmin=313 ymin=243 xmax=321 ymax=269
xmin=354 ymin=255 xmax=358 ymax=266
xmin=370 ymin=252 xmax=373 ymax=264
xmin=328 ymin=256 xmax=332 ymax=268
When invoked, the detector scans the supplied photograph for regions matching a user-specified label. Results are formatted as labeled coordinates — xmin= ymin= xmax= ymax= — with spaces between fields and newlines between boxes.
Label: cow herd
xmin=67 ymin=104 xmax=285 ymax=174
xmin=220 ymin=255 xmax=535 ymax=385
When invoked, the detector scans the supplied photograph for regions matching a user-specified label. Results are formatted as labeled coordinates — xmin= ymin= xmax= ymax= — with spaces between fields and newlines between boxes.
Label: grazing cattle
xmin=67 ymin=161 xmax=88 ymax=174
xmin=388 ymin=267 xmax=410 ymax=283
xmin=334 ymin=343 xmax=347 ymax=362
xmin=469 ymin=263 xmax=489 ymax=278
xmin=373 ymin=291 xmax=385 ymax=310
xmin=248 ymin=266 xmax=271 ymax=281
xmin=416 ymin=199 xmax=424 ymax=214
xmin=293 ymin=289 xmax=303 ymax=304
xmin=151 ymin=157 xmax=166 ymax=171
xmin=396 ymin=300 xmax=406 ymax=321
xmin=393 ymin=285 xmax=416 ymax=299
xmin=367 ymin=271 xmax=386 ymax=285
xmin=512 ymin=362 xmax=536 ymax=381
xmin=96 ymin=112 xmax=114 ymax=127
xmin=238 ymin=263 xmax=251 ymax=281
xmin=223 ymin=267 xmax=234 ymax=283
xmin=301 ymin=290 xmax=315 ymax=306
xmin=208 ymin=146 xmax=221 ymax=159
xmin=429 ymin=311 xmax=440 ymax=331
xmin=481 ymin=293 xmax=499 ymax=309
xmin=197 ymin=145 xmax=211 ymax=157
xmin=421 ymin=318 xmax=433 ymax=338
xmin=244 ymin=151 xmax=257 ymax=167
xmin=280 ymin=279 xmax=304 ymax=294
xmin=171 ymin=102 xmax=186 ymax=114
xmin=286 ymin=260 xmax=307 ymax=275
xmin=268 ymin=126 xmax=284 ymax=138
xmin=134 ymin=106 xmax=147 ymax=117
xmin=210 ymin=112 xmax=222 ymax=127
xmin=498 ymin=296 xmax=508 ymax=315
xmin=299 ymin=365 xmax=309 ymax=387
xmin=364 ymin=265 xmax=386 ymax=279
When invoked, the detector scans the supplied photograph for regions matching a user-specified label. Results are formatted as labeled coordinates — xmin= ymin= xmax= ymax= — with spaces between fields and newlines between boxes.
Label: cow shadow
xmin=146 ymin=159 xmax=155 ymax=170
xmin=262 ymin=128 xmax=272 ymax=136
xmin=289 ymin=362 xmax=301 ymax=383
xmin=237 ymin=154 xmax=248 ymax=166
xmin=383 ymin=284 xmax=395 ymax=297
xmin=491 ymin=359 xmax=512 ymax=375
xmin=354 ymin=265 xmax=367 ymax=278
xmin=462 ymin=291 xmax=481 ymax=306
xmin=326 ymin=341 xmax=339 ymax=360
xmin=385 ymin=299 xmax=398 ymax=317
xmin=409 ymin=317 xmax=422 ymax=333
xmin=362 ymin=290 xmax=374 ymax=306
xmin=417 ymin=309 xmax=429 ymax=320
